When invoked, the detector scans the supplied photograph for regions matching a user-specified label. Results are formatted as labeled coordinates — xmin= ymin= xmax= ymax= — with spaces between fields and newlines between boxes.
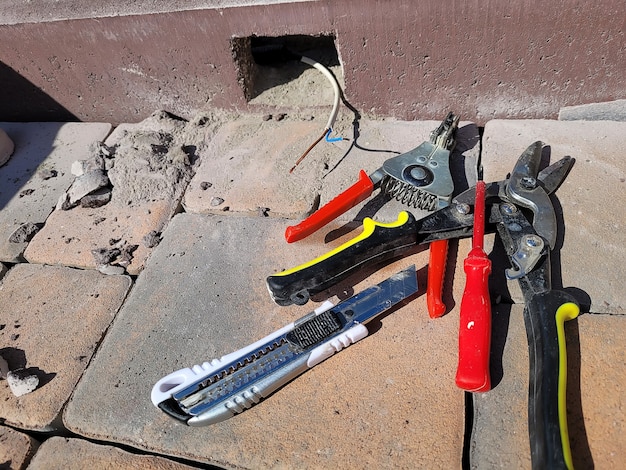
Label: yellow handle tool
xmin=267 ymin=212 xmax=418 ymax=306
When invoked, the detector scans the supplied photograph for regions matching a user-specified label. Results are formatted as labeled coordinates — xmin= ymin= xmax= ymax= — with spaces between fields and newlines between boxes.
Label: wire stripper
xmin=285 ymin=112 xmax=460 ymax=317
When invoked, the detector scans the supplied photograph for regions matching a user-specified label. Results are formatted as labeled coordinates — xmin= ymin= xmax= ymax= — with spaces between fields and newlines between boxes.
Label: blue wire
xmin=325 ymin=128 xmax=343 ymax=142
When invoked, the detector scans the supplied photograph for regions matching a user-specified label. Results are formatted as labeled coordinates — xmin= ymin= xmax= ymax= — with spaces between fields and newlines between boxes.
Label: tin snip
xmin=151 ymin=266 xmax=418 ymax=426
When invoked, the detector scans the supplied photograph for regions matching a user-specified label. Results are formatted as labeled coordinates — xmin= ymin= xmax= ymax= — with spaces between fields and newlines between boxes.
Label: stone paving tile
xmin=65 ymin=212 xmax=471 ymax=469
xmin=184 ymin=116 xmax=480 ymax=223
xmin=23 ymin=112 xmax=221 ymax=275
xmin=183 ymin=115 xmax=323 ymax=217
xmin=482 ymin=120 xmax=626 ymax=314
xmin=470 ymin=305 xmax=625 ymax=469
xmin=24 ymin=200 xmax=173 ymax=275
xmin=0 ymin=264 xmax=131 ymax=431
xmin=0 ymin=122 xmax=112 ymax=263
xmin=0 ymin=425 xmax=39 ymax=470
xmin=559 ymin=99 xmax=626 ymax=121
xmin=26 ymin=436 xmax=200 ymax=470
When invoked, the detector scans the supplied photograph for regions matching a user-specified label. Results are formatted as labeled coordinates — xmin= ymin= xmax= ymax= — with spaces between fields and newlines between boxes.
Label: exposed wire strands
xmin=289 ymin=128 xmax=328 ymax=174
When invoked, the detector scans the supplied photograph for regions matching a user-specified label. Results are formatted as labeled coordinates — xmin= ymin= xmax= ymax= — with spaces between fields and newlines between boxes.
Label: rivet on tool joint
xmin=524 ymin=234 xmax=542 ymax=247
xmin=500 ymin=203 xmax=517 ymax=215
xmin=520 ymin=176 xmax=537 ymax=189
xmin=455 ymin=203 xmax=471 ymax=215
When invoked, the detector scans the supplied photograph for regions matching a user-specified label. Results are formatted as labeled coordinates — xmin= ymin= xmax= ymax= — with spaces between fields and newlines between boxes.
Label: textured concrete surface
xmin=64 ymin=212 xmax=468 ymax=468
xmin=0 ymin=264 xmax=131 ymax=431
xmin=559 ymin=99 xmax=626 ymax=121
xmin=183 ymin=115 xmax=324 ymax=217
xmin=0 ymin=116 xmax=624 ymax=469
xmin=482 ymin=120 xmax=626 ymax=314
xmin=26 ymin=436 xmax=199 ymax=470
xmin=0 ymin=0 xmax=299 ymax=23
xmin=0 ymin=123 xmax=112 ymax=263
xmin=23 ymin=199 xmax=174 ymax=275
xmin=23 ymin=112 xmax=221 ymax=275
xmin=0 ymin=425 xmax=38 ymax=470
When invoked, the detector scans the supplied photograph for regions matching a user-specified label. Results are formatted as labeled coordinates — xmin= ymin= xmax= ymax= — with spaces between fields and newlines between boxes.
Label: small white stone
xmin=97 ymin=264 xmax=125 ymax=276
xmin=71 ymin=160 xmax=86 ymax=177
xmin=6 ymin=369 xmax=39 ymax=397
xmin=67 ymin=169 xmax=110 ymax=205
xmin=56 ymin=193 xmax=69 ymax=211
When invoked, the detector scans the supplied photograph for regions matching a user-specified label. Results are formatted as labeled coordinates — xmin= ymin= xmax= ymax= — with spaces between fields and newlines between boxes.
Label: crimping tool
xmin=285 ymin=112 xmax=460 ymax=318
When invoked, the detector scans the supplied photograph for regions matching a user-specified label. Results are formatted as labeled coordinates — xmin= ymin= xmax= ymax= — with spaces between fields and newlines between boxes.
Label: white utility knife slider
xmin=151 ymin=265 xmax=418 ymax=426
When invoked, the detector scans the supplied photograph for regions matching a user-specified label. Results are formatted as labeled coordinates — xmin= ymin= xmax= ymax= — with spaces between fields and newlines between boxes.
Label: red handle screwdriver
xmin=455 ymin=180 xmax=492 ymax=392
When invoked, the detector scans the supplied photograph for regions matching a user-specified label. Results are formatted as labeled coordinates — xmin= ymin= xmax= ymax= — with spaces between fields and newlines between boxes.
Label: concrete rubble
xmin=0 ymin=113 xmax=624 ymax=469
xmin=0 ymin=122 xmax=113 ymax=263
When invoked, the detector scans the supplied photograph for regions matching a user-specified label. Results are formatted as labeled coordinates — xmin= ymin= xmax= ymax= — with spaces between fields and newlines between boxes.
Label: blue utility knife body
xmin=151 ymin=266 xmax=418 ymax=426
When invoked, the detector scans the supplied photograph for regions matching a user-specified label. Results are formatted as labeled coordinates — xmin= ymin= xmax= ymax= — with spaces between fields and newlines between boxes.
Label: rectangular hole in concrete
xmin=231 ymin=34 xmax=342 ymax=107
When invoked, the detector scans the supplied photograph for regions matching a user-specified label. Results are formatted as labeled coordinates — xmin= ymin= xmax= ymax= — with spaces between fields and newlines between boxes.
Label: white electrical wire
xmin=299 ymin=55 xmax=341 ymax=131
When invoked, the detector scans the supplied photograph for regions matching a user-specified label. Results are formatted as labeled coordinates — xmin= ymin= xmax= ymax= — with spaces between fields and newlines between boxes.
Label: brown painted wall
xmin=1 ymin=0 xmax=624 ymax=124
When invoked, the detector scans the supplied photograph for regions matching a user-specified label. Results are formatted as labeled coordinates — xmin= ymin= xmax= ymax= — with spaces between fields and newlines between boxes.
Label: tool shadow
xmin=310 ymin=245 xmax=429 ymax=304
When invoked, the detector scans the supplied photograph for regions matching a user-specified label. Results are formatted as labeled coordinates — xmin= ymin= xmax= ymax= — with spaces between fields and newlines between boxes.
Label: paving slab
xmin=183 ymin=115 xmax=480 ymax=223
xmin=559 ymin=99 xmax=626 ymax=121
xmin=0 ymin=425 xmax=39 ymax=470
xmin=182 ymin=114 xmax=324 ymax=217
xmin=0 ymin=264 xmax=131 ymax=431
xmin=65 ymin=212 xmax=471 ymax=469
xmin=24 ymin=111 xmax=222 ymax=275
xmin=23 ymin=199 xmax=175 ymax=276
xmin=482 ymin=120 xmax=626 ymax=314
xmin=470 ymin=305 xmax=625 ymax=469
xmin=0 ymin=122 xmax=112 ymax=263
xmin=26 ymin=436 xmax=200 ymax=470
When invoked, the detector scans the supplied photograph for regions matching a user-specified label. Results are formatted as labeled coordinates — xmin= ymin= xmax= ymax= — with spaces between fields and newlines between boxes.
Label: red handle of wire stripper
xmin=455 ymin=180 xmax=492 ymax=392
xmin=285 ymin=170 xmax=374 ymax=243
xmin=426 ymin=239 xmax=449 ymax=318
